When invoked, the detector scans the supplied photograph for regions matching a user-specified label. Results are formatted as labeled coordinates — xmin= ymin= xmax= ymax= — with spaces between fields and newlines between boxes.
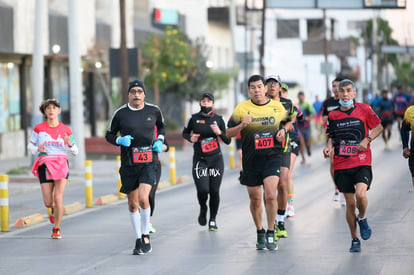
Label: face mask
xmin=339 ymin=99 xmax=353 ymax=108
xmin=201 ymin=106 xmax=212 ymax=113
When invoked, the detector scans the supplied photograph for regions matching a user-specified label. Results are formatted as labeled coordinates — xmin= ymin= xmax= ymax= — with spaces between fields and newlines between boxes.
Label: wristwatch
xmin=367 ymin=136 xmax=372 ymax=143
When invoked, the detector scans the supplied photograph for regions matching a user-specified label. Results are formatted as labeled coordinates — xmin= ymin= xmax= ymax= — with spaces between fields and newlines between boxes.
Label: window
xmin=307 ymin=19 xmax=324 ymax=40
xmin=0 ymin=62 xmax=21 ymax=132
xmin=277 ymin=19 xmax=299 ymax=39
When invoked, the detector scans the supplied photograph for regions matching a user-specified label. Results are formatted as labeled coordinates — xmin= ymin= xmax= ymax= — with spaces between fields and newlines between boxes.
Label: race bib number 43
xmin=132 ymin=146 xmax=153 ymax=163
xmin=201 ymin=137 xmax=219 ymax=153
xmin=254 ymin=132 xmax=274 ymax=149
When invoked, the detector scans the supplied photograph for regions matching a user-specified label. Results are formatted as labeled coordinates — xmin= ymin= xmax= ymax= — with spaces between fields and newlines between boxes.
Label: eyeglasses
xmin=266 ymin=81 xmax=279 ymax=86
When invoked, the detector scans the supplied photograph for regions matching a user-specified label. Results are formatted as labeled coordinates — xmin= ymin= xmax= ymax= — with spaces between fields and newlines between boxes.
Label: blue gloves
xmin=117 ymin=135 xmax=134 ymax=147
xmin=152 ymin=140 xmax=163 ymax=153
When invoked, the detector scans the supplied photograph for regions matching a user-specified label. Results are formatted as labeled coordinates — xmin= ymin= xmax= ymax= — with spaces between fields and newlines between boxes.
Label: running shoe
xmin=133 ymin=238 xmax=143 ymax=255
xmin=339 ymin=193 xmax=346 ymax=206
xmin=208 ymin=220 xmax=218 ymax=232
xmin=349 ymin=238 xmax=361 ymax=252
xmin=256 ymin=229 xmax=266 ymax=250
xmin=333 ymin=190 xmax=339 ymax=201
xmin=141 ymin=234 xmax=152 ymax=253
xmin=148 ymin=223 xmax=156 ymax=234
xmin=48 ymin=208 xmax=55 ymax=224
xmin=265 ymin=230 xmax=278 ymax=251
xmin=286 ymin=206 xmax=295 ymax=218
xmin=51 ymin=227 xmax=61 ymax=239
xmin=275 ymin=221 xmax=288 ymax=238
xmin=357 ymin=218 xmax=372 ymax=240
xmin=198 ymin=206 xmax=207 ymax=226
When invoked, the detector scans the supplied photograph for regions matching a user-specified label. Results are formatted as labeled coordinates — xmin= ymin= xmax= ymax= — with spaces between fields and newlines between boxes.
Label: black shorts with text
xmin=334 ymin=166 xmax=372 ymax=193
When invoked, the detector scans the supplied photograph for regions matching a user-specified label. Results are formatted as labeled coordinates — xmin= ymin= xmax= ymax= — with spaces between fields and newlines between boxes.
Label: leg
xmin=40 ymin=182 xmax=54 ymax=208
xmin=193 ymin=159 xmax=210 ymax=226
xmin=247 ymin=186 xmax=263 ymax=230
xmin=263 ymin=176 xmax=278 ymax=231
xmin=277 ymin=167 xmax=289 ymax=217
xmin=52 ymin=179 xmax=67 ymax=229
xmin=355 ymin=182 xmax=368 ymax=220
xmin=209 ymin=157 xmax=224 ymax=221
xmin=343 ymin=192 xmax=358 ymax=239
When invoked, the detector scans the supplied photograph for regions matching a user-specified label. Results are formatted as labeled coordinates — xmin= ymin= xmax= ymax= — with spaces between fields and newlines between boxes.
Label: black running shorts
xmin=334 ymin=166 xmax=372 ymax=193
xmin=240 ymin=154 xmax=282 ymax=186
xmin=281 ymin=151 xmax=291 ymax=169
xmin=408 ymin=152 xmax=414 ymax=177
xmin=38 ymin=164 xmax=69 ymax=184
xmin=119 ymin=163 xmax=157 ymax=194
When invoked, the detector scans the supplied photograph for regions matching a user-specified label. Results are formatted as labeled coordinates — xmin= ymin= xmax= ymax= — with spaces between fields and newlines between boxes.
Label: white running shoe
xmin=287 ymin=206 xmax=295 ymax=218
xmin=339 ymin=193 xmax=346 ymax=206
xmin=148 ymin=223 xmax=156 ymax=233
xmin=333 ymin=191 xmax=339 ymax=202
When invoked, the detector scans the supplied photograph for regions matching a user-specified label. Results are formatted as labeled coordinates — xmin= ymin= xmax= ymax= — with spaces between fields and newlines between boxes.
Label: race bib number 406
xmin=132 ymin=146 xmax=153 ymax=163
xmin=254 ymin=132 xmax=274 ymax=149
xmin=338 ymin=140 xmax=358 ymax=156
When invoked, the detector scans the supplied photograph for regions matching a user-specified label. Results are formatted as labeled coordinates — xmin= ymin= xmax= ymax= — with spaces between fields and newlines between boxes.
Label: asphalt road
xmin=1 ymin=134 xmax=413 ymax=275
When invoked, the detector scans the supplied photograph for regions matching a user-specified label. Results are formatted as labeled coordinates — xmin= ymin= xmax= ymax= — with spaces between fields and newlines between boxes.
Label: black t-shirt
xmin=105 ymin=103 xmax=166 ymax=167
xmin=182 ymin=111 xmax=230 ymax=156
xmin=322 ymin=97 xmax=340 ymax=117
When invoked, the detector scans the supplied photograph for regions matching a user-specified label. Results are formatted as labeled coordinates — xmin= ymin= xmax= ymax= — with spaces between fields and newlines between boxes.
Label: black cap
xmin=200 ymin=92 xmax=214 ymax=102
xmin=128 ymin=80 xmax=146 ymax=94
xmin=39 ymin=99 xmax=60 ymax=115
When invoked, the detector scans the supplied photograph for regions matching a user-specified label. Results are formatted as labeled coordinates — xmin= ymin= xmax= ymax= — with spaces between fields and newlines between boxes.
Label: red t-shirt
xmin=327 ymin=103 xmax=381 ymax=170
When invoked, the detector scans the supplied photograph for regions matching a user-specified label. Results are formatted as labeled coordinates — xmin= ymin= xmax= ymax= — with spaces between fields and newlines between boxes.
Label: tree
xmin=394 ymin=62 xmax=414 ymax=89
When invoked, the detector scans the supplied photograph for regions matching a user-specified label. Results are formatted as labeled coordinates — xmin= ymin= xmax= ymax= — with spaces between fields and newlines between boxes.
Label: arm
xmin=105 ymin=113 xmax=120 ymax=146
xmin=214 ymin=117 xmax=231 ymax=145
xmin=182 ymin=116 xmax=194 ymax=142
xmin=358 ymin=123 xmax=383 ymax=152
xmin=226 ymin=116 xmax=251 ymax=138
xmin=155 ymin=108 xmax=166 ymax=143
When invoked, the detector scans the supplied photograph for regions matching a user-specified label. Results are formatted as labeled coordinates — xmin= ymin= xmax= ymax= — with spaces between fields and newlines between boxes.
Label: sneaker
xmin=198 ymin=206 xmax=207 ymax=226
xmin=256 ymin=229 xmax=266 ymax=250
xmin=357 ymin=218 xmax=372 ymax=240
xmin=286 ymin=206 xmax=295 ymax=218
xmin=265 ymin=230 xmax=278 ymax=251
xmin=132 ymin=238 xmax=143 ymax=255
xmin=141 ymin=234 xmax=152 ymax=253
xmin=148 ymin=223 xmax=156 ymax=234
xmin=51 ymin=227 xmax=61 ymax=239
xmin=339 ymin=193 xmax=346 ymax=206
xmin=48 ymin=208 xmax=55 ymax=224
xmin=275 ymin=221 xmax=288 ymax=238
xmin=208 ymin=220 xmax=218 ymax=232
xmin=349 ymin=238 xmax=361 ymax=252
xmin=333 ymin=190 xmax=339 ymax=201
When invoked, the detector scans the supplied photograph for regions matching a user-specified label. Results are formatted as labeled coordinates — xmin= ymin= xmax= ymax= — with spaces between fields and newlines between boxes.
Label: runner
xmin=400 ymin=105 xmax=414 ymax=191
xmin=105 ymin=80 xmax=166 ymax=255
xmin=227 ymin=74 xmax=291 ymax=251
xmin=313 ymin=95 xmax=324 ymax=142
xmin=182 ymin=92 xmax=230 ymax=231
xmin=280 ymin=83 xmax=303 ymax=218
xmin=297 ymin=91 xmax=315 ymax=164
xmin=377 ymin=89 xmax=394 ymax=150
xmin=265 ymin=75 xmax=294 ymax=239
xmin=28 ymin=99 xmax=79 ymax=239
xmin=393 ymin=85 xmax=411 ymax=132
xmin=323 ymin=79 xmax=383 ymax=252
xmin=321 ymin=76 xmax=345 ymax=204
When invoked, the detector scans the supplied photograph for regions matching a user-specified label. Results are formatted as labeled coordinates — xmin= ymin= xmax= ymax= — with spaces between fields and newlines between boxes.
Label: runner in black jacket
xmin=182 ymin=92 xmax=231 ymax=231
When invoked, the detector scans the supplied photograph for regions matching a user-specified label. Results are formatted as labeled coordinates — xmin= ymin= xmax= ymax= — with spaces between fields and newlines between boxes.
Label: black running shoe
xmin=198 ymin=205 xmax=207 ymax=226
xmin=208 ymin=220 xmax=218 ymax=231
xmin=256 ymin=229 xmax=266 ymax=250
xmin=141 ymin=234 xmax=152 ymax=253
xmin=132 ymin=238 xmax=143 ymax=255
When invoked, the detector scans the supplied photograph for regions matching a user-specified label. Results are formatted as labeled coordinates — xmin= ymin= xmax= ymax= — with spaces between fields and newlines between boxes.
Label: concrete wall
xmin=0 ymin=131 xmax=26 ymax=160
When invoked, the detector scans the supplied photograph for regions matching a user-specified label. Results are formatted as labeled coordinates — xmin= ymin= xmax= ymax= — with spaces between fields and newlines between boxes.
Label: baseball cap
xmin=128 ymin=80 xmax=146 ymax=94
xmin=200 ymin=92 xmax=215 ymax=102
xmin=281 ymin=83 xmax=289 ymax=91
xmin=39 ymin=98 xmax=60 ymax=115
xmin=265 ymin=75 xmax=281 ymax=83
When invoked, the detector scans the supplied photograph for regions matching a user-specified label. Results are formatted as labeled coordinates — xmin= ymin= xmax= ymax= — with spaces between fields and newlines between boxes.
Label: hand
xmin=210 ymin=122 xmax=222 ymax=135
xmin=152 ymin=140 xmax=163 ymax=153
xmin=117 ymin=135 xmax=134 ymax=147
xmin=323 ymin=147 xmax=330 ymax=158
xmin=276 ymin=128 xmax=286 ymax=143
xmin=241 ymin=116 xmax=252 ymax=128
xmin=190 ymin=133 xmax=200 ymax=143
xmin=38 ymin=144 xmax=46 ymax=153
xmin=403 ymin=148 xmax=410 ymax=159
xmin=64 ymin=134 xmax=73 ymax=147
xmin=358 ymin=138 xmax=369 ymax=152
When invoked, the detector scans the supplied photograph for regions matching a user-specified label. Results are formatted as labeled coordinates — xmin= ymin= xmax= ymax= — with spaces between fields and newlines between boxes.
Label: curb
xmin=14 ymin=213 xmax=44 ymax=228
xmin=64 ymin=202 xmax=85 ymax=215
xmin=94 ymin=194 xmax=118 ymax=205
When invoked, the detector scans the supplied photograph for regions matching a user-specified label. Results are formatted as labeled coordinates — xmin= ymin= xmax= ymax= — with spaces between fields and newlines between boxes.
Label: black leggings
xmin=149 ymin=161 xmax=161 ymax=217
xmin=192 ymin=154 xmax=224 ymax=220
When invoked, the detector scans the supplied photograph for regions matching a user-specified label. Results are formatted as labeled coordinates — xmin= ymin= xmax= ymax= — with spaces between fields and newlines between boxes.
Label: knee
xmin=43 ymin=200 xmax=53 ymax=208
xmin=128 ymin=200 xmax=139 ymax=212
xmin=346 ymin=198 xmax=357 ymax=210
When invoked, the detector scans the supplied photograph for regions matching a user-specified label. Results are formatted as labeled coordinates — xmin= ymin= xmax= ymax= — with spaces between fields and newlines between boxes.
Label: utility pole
xmin=31 ymin=0 xmax=45 ymax=129
xmin=259 ymin=0 xmax=266 ymax=76
xmin=323 ymin=9 xmax=330 ymax=99
xmin=120 ymin=0 xmax=129 ymax=103
xmin=68 ymin=0 xmax=86 ymax=171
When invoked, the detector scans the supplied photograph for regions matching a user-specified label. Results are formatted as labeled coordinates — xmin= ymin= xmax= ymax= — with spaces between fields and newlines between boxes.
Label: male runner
xmin=377 ymin=89 xmax=394 ymax=150
xmin=400 ymin=105 xmax=414 ymax=191
xmin=323 ymin=79 xmax=382 ymax=252
xmin=227 ymin=74 xmax=291 ymax=251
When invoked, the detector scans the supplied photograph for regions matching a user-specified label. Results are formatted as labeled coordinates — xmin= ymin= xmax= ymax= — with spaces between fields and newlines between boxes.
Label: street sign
xmin=381 ymin=45 xmax=414 ymax=54
xmin=320 ymin=61 xmax=333 ymax=75
xmin=267 ymin=0 xmax=406 ymax=9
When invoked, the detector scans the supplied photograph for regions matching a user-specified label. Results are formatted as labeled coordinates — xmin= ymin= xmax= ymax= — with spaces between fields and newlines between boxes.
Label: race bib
xmin=254 ymin=132 xmax=274 ymax=149
xmin=132 ymin=146 xmax=153 ymax=163
xmin=338 ymin=140 xmax=358 ymax=157
xmin=201 ymin=137 xmax=219 ymax=153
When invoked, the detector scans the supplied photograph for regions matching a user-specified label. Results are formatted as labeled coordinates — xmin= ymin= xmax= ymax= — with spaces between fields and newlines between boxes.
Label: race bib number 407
xmin=254 ymin=132 xmax=274 ymax=149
